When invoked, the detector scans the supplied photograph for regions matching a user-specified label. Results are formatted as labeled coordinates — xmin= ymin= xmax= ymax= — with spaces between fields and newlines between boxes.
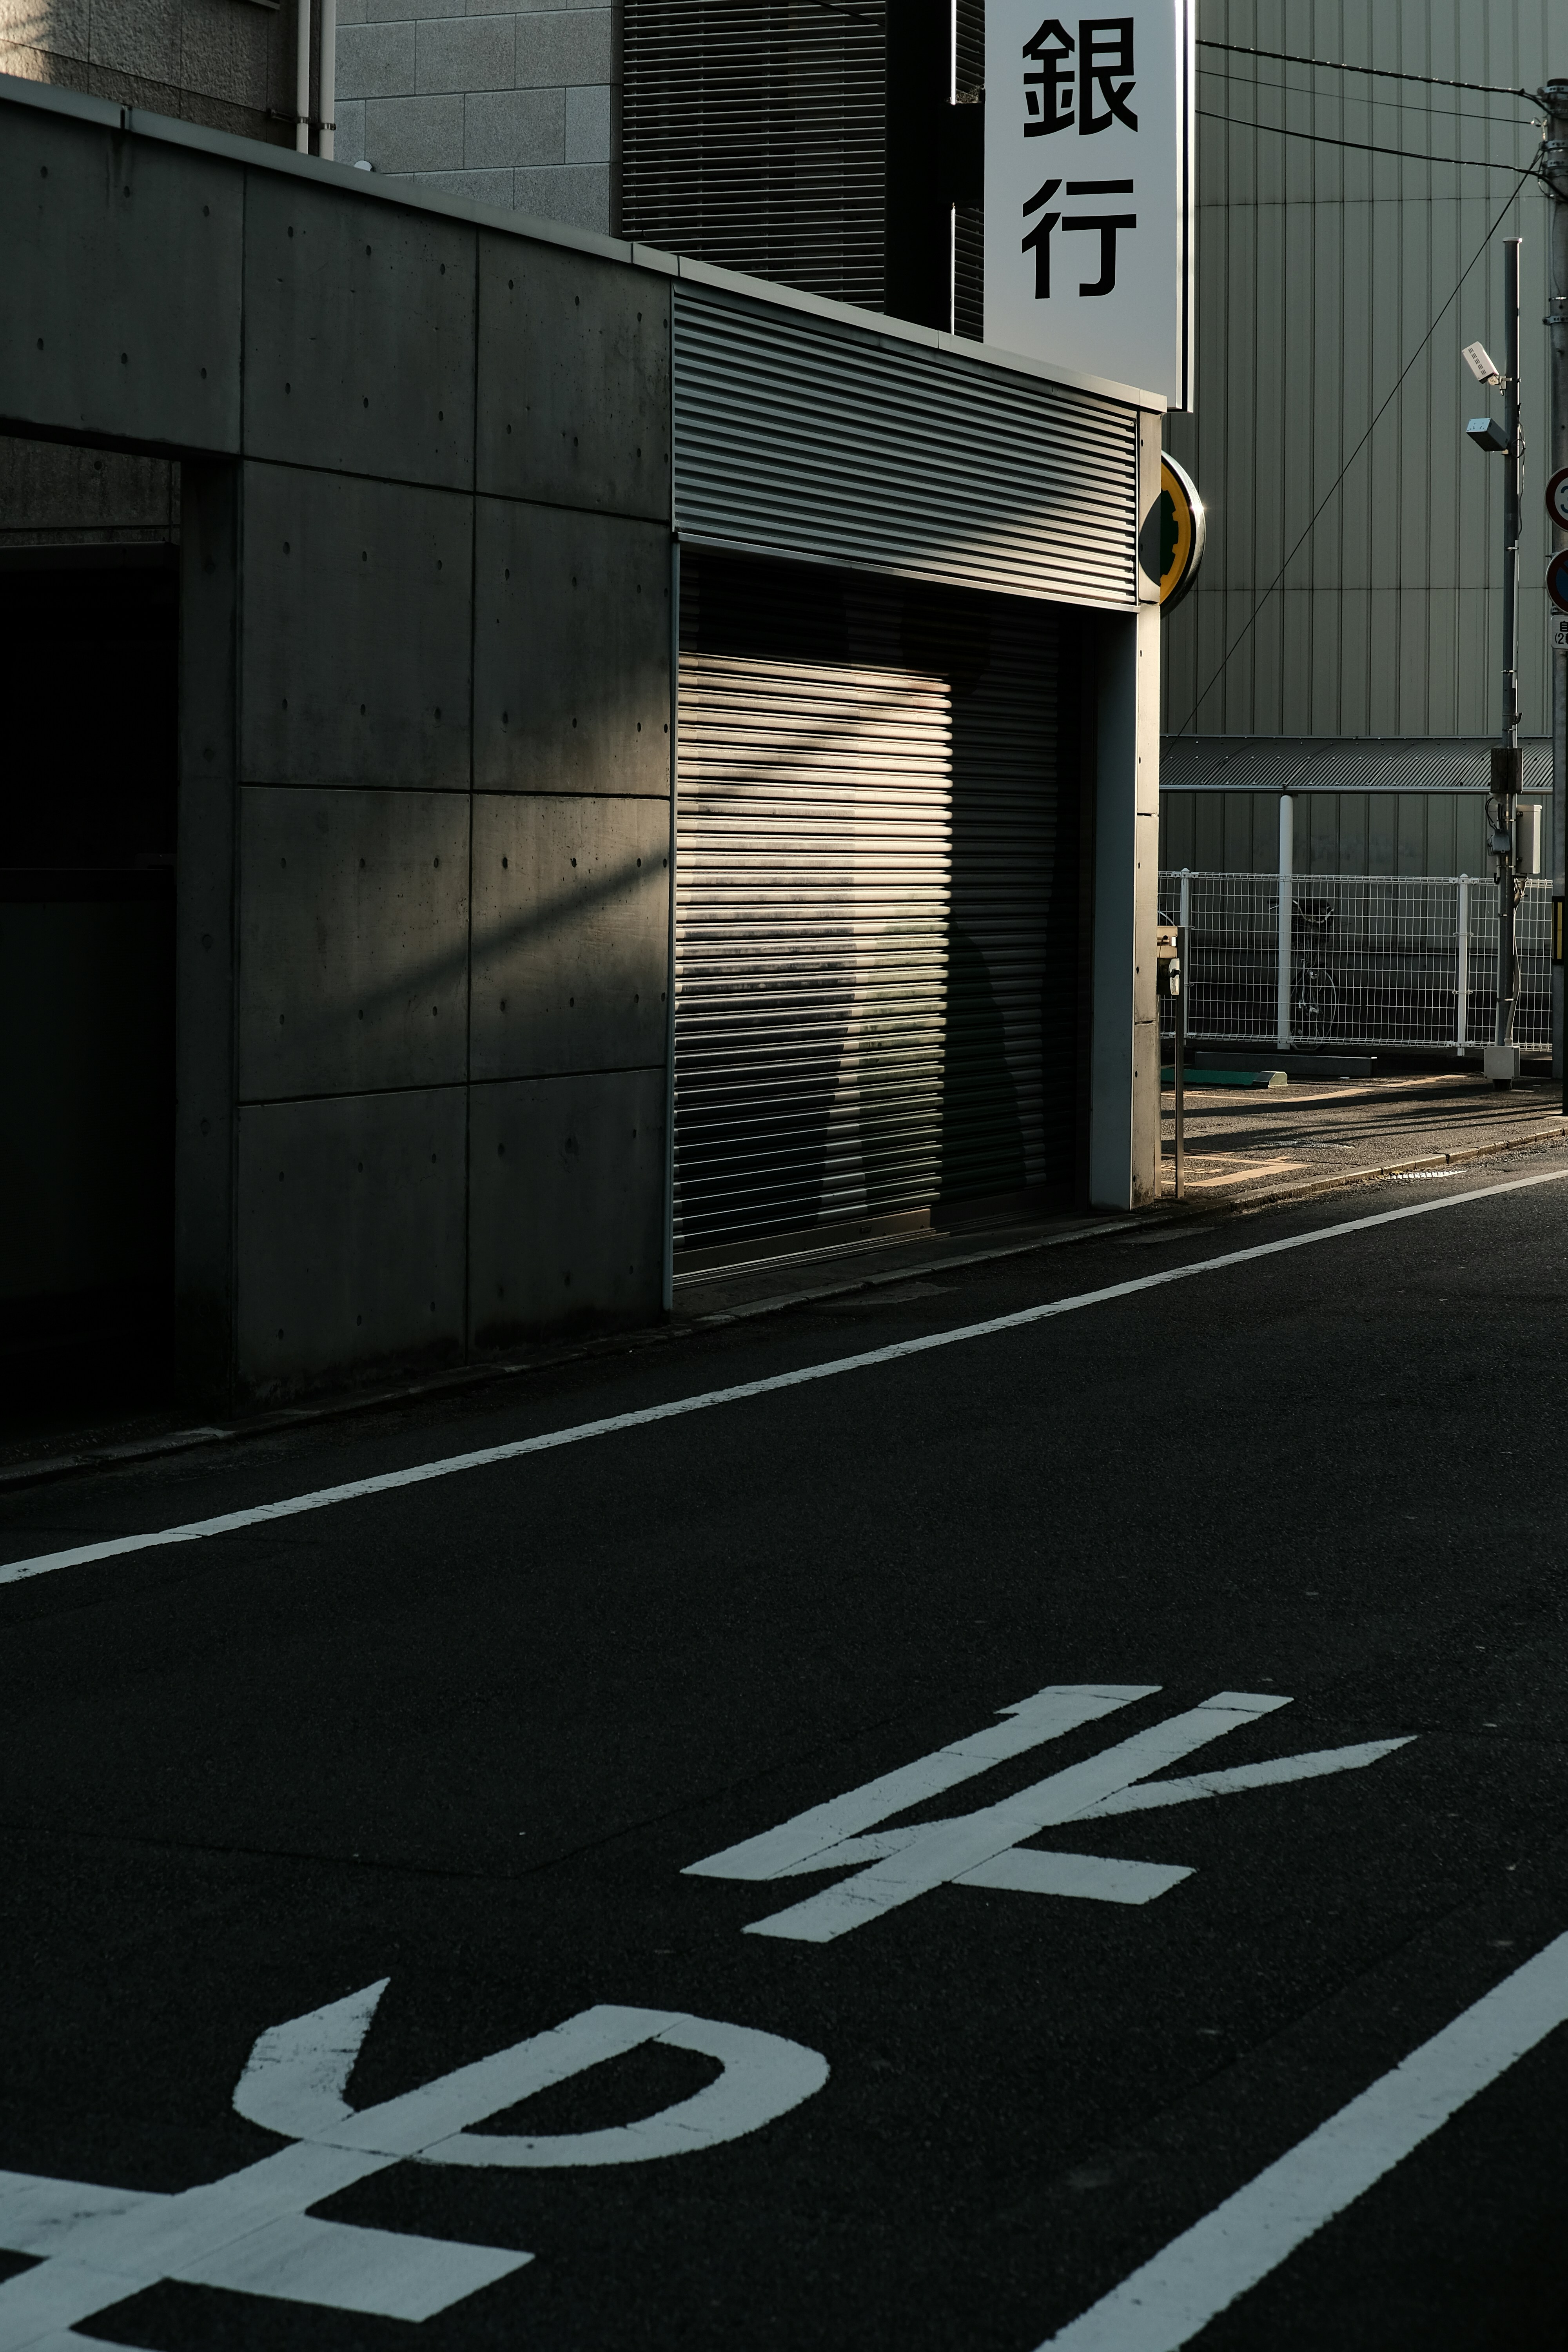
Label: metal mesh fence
xmin=1157 ymin=872 xmax=1553 ymax=1054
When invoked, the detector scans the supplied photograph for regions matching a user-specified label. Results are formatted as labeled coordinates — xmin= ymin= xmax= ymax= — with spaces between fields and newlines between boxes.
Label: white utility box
xmin=1514 ymin=802 xmax=1543 ymax=876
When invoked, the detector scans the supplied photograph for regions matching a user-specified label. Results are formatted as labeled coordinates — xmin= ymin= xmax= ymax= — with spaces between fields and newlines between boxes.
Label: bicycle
xmin=1290 ymin=895 xmax=1338 ymax=1044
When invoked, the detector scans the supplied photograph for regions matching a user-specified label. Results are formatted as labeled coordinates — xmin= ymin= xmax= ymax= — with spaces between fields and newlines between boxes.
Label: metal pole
xmin=1175 ymin=921 xmax=1187 ymax=1201
xmin=1546 ymin=82 xmax=1568 ymax=1102
xmin=295 ymin=0 xmax=312 ymax=152
xmin=1457 ymin=874 xmax=1469 ymax=1054
xmin=318 ymin=0 xmax=337 ymax=160
xmin=1494 ymin=238 xmax=1523 ymax=1081
xmin=1276 ymin=792 xmax=1292 ymax=1053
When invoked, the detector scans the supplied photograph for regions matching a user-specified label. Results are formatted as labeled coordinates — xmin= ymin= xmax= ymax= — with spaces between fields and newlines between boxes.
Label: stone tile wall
xmin=334 ymin=2 xmax=612 ymax=234
xmin=0 ymin=0 xmax=298 ymax=145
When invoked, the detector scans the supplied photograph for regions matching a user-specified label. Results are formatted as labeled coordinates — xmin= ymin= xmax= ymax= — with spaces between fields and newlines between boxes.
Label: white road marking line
xmin=5 ymin=1165 xmax=1564 ymax=1592
xmin=685 ymin=1686 xmax=1154 ymax=1882
xmin=1034 ymin=1930 xmax=1568 ymax=2352
xmin=690 ymin=1692 xmax=1416 ymax=1941
xmin=733 ymin=1693 xmax=1291 ymax=1942
xmin=1083 ymin=1740 xmax=1414 ymax=1817
xmin=0 ymin=1987 xmax=830 ymax=2346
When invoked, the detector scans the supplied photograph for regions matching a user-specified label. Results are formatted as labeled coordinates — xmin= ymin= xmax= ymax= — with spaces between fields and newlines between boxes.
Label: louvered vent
xmin=620 ymin=0 xmax=887 ymax=312
xmin=953 ymin=0 xmax=983 ymax=339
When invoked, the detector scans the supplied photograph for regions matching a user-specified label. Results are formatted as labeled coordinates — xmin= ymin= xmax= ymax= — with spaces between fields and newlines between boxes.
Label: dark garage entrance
xmin=0 ymin=548 xmax=178 ymax=1434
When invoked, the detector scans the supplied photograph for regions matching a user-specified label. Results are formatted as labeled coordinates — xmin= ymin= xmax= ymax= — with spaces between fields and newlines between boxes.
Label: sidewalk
xmin=1160 ymin=1068 xmax=1567 ymax=1206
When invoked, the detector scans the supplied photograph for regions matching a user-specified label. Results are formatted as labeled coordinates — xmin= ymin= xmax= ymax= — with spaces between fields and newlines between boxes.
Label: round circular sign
xmin=1547 ymin=467 xmax=1568 ymax=530
xmin=1548 ymin=550 xmax=1568 ymax=615
xmin=1159 ymin=455 xmax=1206 ymax=611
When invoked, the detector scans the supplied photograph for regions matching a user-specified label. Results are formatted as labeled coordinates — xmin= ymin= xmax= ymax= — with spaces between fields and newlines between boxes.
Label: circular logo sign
xmin=1547 ymin=467 xmax=1568 ymax=531
xmin=1548 ymin=550 xmax=1568 ymax=615
xmin=1159 ymin=455 xmax=1206 ymax=610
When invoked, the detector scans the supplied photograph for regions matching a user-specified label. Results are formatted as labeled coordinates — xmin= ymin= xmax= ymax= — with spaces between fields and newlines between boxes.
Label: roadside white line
xmin=4 ymin=1164 xmax=1565 ymax=1591
xmin=1034 ymin=1929 xmax=1568 ymax=2351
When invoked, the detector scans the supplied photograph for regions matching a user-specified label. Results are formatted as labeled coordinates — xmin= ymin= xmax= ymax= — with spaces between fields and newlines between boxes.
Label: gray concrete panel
xmin=474 ymin=500 xmax=670 ymax=793
xmin=476 ymin=236 xmax=670 ymax=520
xmin=470 ymin=793 xmax=668 ymax=1081
xmin=237 ymin=1085 xmax=466 ymax=1397
xmin=176 ymin=462 xmax=239 ymax=1404
xmin=238 ymin=786 xmax=471 ymax=1102
xmin=243 ymin=174 xmax=475 ymax=490
xmin=240 ymin=462 xmax=472 ymax=788
xmin=468 ymin=1066 xmax=664 ymax=1348
xmin=0 ymin=109 xmax=240 ymax=453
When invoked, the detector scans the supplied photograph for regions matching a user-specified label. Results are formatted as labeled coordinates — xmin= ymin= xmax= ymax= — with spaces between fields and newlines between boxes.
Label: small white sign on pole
xmin=984 ymin=0 xmax=1195 ymax=406
xmin=1551 ymin=612 xmax=1568 ymax=653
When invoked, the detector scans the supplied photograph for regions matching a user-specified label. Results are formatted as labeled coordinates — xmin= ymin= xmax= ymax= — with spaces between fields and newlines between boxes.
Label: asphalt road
xmin=4 ymin=1154 xmax=1568 ymax=2351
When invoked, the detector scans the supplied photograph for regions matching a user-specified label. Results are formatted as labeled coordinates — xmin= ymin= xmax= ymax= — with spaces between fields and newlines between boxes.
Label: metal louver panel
xmin=673 ymin=555 xmax=1078 ymax=1264
xmin=621 ymin=0 xmax=886 ymax=312
xmin=672 ymin=282 xmax=1139 ymax=608
xmin=1160 ymin=737 xmax=1555 ymax=795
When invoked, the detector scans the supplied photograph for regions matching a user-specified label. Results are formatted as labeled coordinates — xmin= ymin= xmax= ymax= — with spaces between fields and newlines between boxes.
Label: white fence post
xmin=1276 ymin=794 xmax=1293 ymax=1051
xmin=1456 ymin=874 xmax=1469 ymax=1056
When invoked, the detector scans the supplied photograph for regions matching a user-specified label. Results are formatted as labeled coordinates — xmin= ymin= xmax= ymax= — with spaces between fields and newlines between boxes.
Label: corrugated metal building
xmin=1162 ymin=0 xmax=1554 ymax=868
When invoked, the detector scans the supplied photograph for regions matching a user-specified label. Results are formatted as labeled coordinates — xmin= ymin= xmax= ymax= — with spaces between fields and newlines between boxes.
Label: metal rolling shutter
xmin=673 ymin=554 xmax=1077 ymax=1264
xmin=621 ymin=0 xmax=886 ymax=312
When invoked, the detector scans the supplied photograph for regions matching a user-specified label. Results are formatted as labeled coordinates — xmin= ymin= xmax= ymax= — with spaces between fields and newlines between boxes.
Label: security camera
xmin=1463 ymin=341 xmax=1502 ymax=385
xmin=1466 ymin=416 xmax=1511 ymax=454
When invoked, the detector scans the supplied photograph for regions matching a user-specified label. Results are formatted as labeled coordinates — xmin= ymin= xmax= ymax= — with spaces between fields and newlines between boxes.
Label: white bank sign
xmin=984 ymin=0 xmax=1195 ymax=407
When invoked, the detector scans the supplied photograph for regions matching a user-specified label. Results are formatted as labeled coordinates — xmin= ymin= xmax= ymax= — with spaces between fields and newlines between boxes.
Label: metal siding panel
xmin=1171 ymin=3 xmax=1546 ymax=740
xmin=671 ymin=558 xmax=1076 ymax=1258
xmin=671 ymin=284 xmax=1140 ymax=608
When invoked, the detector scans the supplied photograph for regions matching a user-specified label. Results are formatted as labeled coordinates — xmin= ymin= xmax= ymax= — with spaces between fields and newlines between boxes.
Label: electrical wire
xmin=1196 ymin=60 xmax=1539 ymax=136
xmin=1169 ymin=162 xmax=1539 ymax=740
xmin=1196 ymin=38 xmax=1536 ymax=105
xmin=1196 ymin=108 xmax=1541 ymax=173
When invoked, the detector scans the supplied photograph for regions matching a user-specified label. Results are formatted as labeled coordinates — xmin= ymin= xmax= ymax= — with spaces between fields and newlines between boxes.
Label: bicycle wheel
xmin=1291 ymin=964 xmax=1338 ymax=1043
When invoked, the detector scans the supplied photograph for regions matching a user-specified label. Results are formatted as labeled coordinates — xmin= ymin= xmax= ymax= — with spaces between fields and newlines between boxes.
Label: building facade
xmin=1 ymin=50 xmax=1162 ymax=1408
xmin=1161 ymin=0 xmax=1554 ymax=883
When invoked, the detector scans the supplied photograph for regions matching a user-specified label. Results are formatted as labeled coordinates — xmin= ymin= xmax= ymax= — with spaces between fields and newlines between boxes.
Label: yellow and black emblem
xmin=1158 ymin=454 xmax=1206 ymax=611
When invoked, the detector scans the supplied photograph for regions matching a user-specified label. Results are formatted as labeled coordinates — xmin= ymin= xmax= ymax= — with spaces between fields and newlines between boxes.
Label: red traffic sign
xmin=1548 ymin=552 xmax=1568 ymax=614
xmin=1548 ymin=468 xmax=1568 ymax=530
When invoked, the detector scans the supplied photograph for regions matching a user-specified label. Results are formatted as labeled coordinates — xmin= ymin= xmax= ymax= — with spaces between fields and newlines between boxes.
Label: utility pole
xmin=1544 ymin=83 xmax=1568 ymax=1101
xmin=1488 ymin=240 xmax=1523 ymax=1088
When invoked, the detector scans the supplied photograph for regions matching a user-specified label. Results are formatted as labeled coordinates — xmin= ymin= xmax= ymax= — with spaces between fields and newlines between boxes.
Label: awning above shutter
xmin=672 ymin=281 xmax=1141 ymax=609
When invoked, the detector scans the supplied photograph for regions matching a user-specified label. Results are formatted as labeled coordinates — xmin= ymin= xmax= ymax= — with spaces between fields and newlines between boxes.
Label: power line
xmin=1196 ymin=38 xmax=1535 ymax=106
xmin=1169 ymin=163 xmax=1538 ymax=740
xmin=1197 ymin=107 xmax=1543 ymax=174
xmin=1197 ymin=61 xmax=1539 ymax=136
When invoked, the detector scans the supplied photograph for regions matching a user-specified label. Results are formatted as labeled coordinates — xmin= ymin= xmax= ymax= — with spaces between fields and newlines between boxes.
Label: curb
xmin=1185 ymin=1119 xmax=1567 ymax=1219
xmin=0 ymin=1214 xmax=1146 ymax=1498
xmin=5 ymin=1124 xmax=1560 ymax=1499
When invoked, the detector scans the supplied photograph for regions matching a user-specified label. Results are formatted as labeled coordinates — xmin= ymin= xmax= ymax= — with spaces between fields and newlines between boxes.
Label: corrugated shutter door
xmin=673 ymin=554 xmax=1078 ymax=1265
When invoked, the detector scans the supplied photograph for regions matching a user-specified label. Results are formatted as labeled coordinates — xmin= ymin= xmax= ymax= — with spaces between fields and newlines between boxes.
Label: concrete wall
xmin=334 ymin=0 xmax=612 ymax=231
xmin=2 ymin=81 xmax=670 ymax=1403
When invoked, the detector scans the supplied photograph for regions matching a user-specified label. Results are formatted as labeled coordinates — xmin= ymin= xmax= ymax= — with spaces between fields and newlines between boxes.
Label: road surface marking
xmin=687 ymin=1688 xmax=1414 ymax=1942
xmin=0 ymin=1984 xmax=828 ymax=2347
xmin=4 ymin=1165 xmax=1564 ymax=1591
xmin=1034 ymin=1929 xmax=1568 ymax=2351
